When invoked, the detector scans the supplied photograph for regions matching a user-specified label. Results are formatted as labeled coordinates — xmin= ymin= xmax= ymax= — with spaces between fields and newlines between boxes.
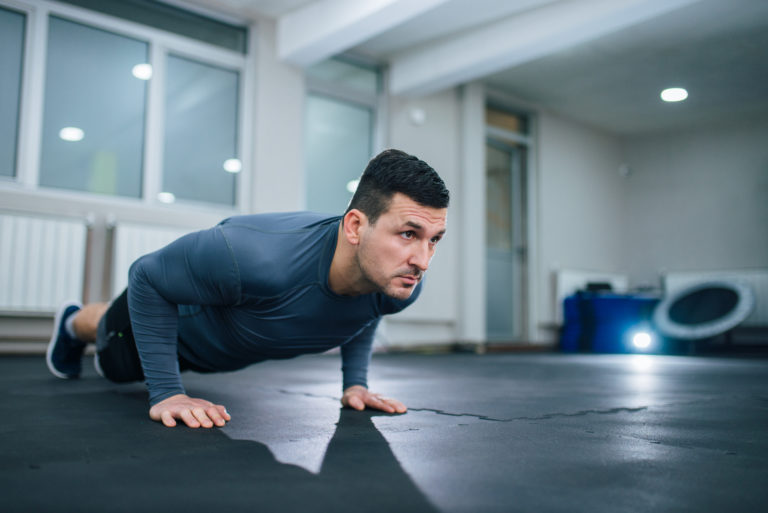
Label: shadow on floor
xmin=3 ymin=387 xmax=437 ymax=513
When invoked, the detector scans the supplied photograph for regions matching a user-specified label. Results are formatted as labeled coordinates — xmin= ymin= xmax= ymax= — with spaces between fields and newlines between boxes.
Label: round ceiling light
xmin=59 ymin=126 xmax=84 ymax=142
xmin=132 ymin=63 xmax=153 ymax=80
xmin=660 ymin=87 xmax=688 ymax=102
xmin=223 ymin=158 xmax=242 ymax=173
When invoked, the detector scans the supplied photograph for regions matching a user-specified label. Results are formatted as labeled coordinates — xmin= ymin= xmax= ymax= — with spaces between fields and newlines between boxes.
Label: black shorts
xmin=95 ymin=289 xmax=197 ymax=383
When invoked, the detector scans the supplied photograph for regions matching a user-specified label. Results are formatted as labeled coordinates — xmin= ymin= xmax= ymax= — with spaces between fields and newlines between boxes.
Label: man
xmin=46 ymin=149 xmax=449 ymax=429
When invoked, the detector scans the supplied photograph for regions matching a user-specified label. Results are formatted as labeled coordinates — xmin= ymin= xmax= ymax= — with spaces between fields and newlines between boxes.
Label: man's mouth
xmin=398 ymin=271 xmax=422 ymax=286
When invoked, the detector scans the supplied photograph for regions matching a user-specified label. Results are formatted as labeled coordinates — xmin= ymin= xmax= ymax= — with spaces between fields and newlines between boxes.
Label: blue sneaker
xmin=46 ymin=301 xmax=85 ymax=379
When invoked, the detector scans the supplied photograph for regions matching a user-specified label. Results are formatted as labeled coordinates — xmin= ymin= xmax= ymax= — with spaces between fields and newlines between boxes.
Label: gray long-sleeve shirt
xmin=127 ymin=212 xmax=421 ymax=405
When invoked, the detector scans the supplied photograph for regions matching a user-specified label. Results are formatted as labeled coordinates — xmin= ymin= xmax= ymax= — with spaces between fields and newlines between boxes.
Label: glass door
xmin=485 ymin=139 xmax=527 ymax=342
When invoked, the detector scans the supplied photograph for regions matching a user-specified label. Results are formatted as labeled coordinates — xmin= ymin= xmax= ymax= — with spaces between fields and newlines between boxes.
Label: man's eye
xmin=430 ymin=237 xmax=441 ymax=245
xmin=401 ymin=231 xmax=415 ymax=239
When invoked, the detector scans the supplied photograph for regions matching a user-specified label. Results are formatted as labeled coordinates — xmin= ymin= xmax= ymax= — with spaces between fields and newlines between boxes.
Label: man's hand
xmin=341 ymin=385 xmax=407 ymax=414
xmin=149 ymin=394 xmax=231 ymax=428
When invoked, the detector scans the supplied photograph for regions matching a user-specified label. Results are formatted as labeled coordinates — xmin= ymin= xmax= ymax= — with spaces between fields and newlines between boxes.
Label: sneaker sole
xmin=93 ymin=351 xmax=105 ymax=378
xmin=46 ymin=300 xmax=83 ymax=379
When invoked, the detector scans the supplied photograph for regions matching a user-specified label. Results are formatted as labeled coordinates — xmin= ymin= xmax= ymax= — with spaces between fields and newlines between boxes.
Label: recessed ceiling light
xmin=157 ymin=192 xmax=176 ymax=204
xmin=660 ymin=87 xmax=688 ymax=102
xmin=223 ymin=158 xmax=242 ymax=173
xmin=59 ymin=126 xmax=84 ymax=142
xmin=132 ymin=63 xmax=153 ymax=80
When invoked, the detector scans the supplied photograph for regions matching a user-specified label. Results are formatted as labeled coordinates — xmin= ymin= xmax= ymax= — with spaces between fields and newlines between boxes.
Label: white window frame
xmin=1 ymin=0 xmax=254 ymax=216
xmin=305 ymin=53 xmax=386 ymax=151
xmin=303 ymin=54 xmax=385 ymax=211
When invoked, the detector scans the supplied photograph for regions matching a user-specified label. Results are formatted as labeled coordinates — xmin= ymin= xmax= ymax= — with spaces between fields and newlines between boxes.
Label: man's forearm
xmin=127 ymin=259 xmax=186 ymax=405
xmin=125 ymin=225 xmax=240 ymax=404
xmin=340 ymin=320 xmax=377 ymax=390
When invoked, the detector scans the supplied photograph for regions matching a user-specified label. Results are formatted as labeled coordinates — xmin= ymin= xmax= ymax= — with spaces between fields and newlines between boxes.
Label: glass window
xmin=486 ymin=143 xmax=513 ymax=252
xmin=486 ymin=106 xmax=528 ymax=135
xmin=306 ymin=58 xmax=378 ymax=97
xmin=305 ymin=94 xmax=373 ymax=214
xmin=163 ymin=54 xmax=239 ymax=206
xmin=39 ymin=16 xmax=148 ymax=197
xmin=0 ymin=7 xmax=26 ymax=178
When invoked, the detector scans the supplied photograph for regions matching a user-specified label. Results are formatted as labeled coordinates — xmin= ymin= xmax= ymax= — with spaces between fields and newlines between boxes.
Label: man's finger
xmin=192 ymin=407 xmax=214 ymax=428
xmin=180 ymin=409 xmax=201 ymax=428
xmin=384 ymin=398 xmax=407 ymax=414
xmin=378 ymin=396 xmax=406 ymax=411
xmin=348 ymin=394 xmax=365 ymax=410
xmin=216 ymin=405 xmax=231 ymax=421
xmin=160 ymin=410 xmax=177 ymax=427
xmin=207 ymin=406 xmax=227 ymax=427
xmin=365 ymin=395 xmax=395 ymax=413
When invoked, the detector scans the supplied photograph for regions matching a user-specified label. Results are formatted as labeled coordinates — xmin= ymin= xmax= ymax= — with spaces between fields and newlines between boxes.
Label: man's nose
xmin=409 ymin=241 xmax=431 ymax=271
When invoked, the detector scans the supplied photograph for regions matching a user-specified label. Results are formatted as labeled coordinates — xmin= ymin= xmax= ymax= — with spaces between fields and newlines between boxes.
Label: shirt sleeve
xmin=340 ymin=281 xmax=424 ymax=391
xmin=340 ymin=319 xmax=379 ymax=391
xmin=127 ymin=226 xmax=241 ymax=405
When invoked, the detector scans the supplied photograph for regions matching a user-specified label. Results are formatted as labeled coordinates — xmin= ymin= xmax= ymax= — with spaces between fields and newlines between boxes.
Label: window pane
xmin=305 ymin=95 xmax=372 ymax=214
xmin=163 ymin=55 xmax=239 ymax=206
xmin=0 ymin=7 xmax=25 ymax=178
xmin=486 ymin=107 xmax=528 ymax=135
xmin=486 ymin=144 xmax=513 ymax=251
xmin=40 ymin=17 xmax=147 ymax=197
xmin=306 ymin=58 xmax=378 ymax=96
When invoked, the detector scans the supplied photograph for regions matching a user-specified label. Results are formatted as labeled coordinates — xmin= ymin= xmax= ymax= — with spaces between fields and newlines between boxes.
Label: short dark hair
xmin=345 ymin=149 xmax=450 ymax=224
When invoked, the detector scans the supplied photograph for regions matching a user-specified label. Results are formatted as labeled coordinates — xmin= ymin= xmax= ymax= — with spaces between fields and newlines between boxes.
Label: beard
xmin=354 ymin=250 xmax=422 ymax=300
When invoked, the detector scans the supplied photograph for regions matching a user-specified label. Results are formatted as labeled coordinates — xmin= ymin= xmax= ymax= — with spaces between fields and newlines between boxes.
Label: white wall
xmin=622 ymin=118 xmax=768 ymax=287
xmin=535 ymin=113 xmax=627 ymax=337
xmin=382 ymin=89 xmax=463 ymax=346
xmin=251 ymin=18 xmax=306 ymax=213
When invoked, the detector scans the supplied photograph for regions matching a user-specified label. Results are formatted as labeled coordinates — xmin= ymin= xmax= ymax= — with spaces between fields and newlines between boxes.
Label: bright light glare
xmin=632 ymin=332 xmax=653 ymax=350
xmin=59 ymin=127 xmax=84 ymax=142
xmin=132 ymin=63 xmax=153 ymax=80
xmin=223 ymin=158 xmax=242 ymax=173
xmin=346 ymin=179 xmax=359 ymax=194
xmin=660 ymin=87 xmax=688 ymax=102
xmin=157 ymin=192 xmax=176 ymax=204
xmin=630 ymin=354 xmax=654 ymax=372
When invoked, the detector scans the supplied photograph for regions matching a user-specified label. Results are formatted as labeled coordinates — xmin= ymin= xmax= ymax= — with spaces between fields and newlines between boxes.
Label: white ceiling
xmin=179 ymin=0 xmax=768 ymax=136
xmin=482 ymin=0 xmax=768 ymax=134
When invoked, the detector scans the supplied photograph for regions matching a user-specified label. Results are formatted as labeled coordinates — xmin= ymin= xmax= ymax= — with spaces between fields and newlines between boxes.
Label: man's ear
xmin=342 ymin=209 xmax=367 ymax=245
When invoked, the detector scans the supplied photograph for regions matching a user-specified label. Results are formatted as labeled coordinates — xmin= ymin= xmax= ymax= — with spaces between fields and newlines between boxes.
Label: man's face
xmin=355 ymin=193 xmax=447 ymax=301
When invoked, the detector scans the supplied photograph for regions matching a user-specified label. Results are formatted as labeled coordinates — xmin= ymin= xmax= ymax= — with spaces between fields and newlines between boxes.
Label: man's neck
xmin=328 ymin=223 xmax=362 ymax=296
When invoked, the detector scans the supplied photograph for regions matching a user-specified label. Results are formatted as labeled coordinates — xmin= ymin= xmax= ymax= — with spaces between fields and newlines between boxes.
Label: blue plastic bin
xmin=561 ymin=293 xmax=660 ymax=353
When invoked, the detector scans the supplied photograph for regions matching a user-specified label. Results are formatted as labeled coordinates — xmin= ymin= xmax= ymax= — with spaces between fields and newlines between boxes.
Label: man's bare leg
xmin=71 ymin=303 xmax=109 ymax=343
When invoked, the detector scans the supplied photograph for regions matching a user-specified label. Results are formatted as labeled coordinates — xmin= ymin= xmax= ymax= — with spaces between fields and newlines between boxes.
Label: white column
xmin=251 ymin=19 xmax=306 ymax=213
xmin=457 ymin=82 xmax=486 ymax=344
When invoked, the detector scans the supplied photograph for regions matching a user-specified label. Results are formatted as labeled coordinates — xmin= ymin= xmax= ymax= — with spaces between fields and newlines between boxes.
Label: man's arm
xmin=340 ymin=320 xmax=407 ymax=414
xmin=127 ymin=226 xmax=240 ymax=427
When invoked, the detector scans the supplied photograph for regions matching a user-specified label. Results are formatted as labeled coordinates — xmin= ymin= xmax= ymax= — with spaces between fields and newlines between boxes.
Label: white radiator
xmin=0 ymin=213 xmax=87 ymax=313
xmin=554 ymin=269 xmax=629 ymax=324
xmin=111 ymin=222 xmax=195 ymax=296
xmin=662 ymin=269 xmax=768 ymax=327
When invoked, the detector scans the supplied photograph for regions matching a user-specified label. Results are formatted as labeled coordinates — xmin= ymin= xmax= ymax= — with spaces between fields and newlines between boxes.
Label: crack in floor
xmin=275 ymin=388 xmax=648 ymax=423
xmin=276 ymin=388 xmax=340 ymax=402
xmin=409 ymin=406 xmax=648 ymax=422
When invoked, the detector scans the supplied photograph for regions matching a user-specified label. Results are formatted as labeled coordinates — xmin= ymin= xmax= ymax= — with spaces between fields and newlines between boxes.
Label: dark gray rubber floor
xmin=2 ymin=352 xmax=768 ymax=512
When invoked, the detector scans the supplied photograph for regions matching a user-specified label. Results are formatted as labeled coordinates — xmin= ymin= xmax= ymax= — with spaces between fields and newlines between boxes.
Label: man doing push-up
xmin=46 ymin=149 xmax=449 ymax=429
